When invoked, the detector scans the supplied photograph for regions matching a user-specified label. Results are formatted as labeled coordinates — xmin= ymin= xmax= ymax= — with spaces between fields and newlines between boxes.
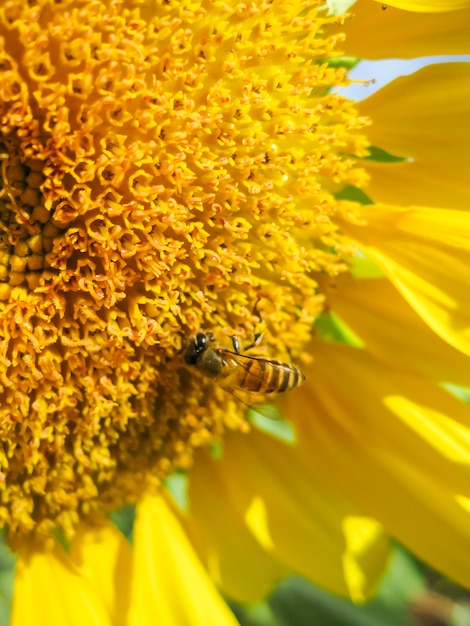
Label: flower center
xmin=0 ymin=0 xmax=369 ymax=543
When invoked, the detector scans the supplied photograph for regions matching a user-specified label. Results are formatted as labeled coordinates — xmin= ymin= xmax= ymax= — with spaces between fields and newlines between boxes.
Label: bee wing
xmin=245 ymin=396 xmax=286 ymax=420
xmin=225 ymin=388 xmax=285 ymax=420
xmin=219 ymin=349 xmax=274 ymax=392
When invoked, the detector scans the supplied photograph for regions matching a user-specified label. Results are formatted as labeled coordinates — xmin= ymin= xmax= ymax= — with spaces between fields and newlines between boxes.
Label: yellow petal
xmin=188 ymin=430 xmax=390 ymax=602
xmin=343 ymin=1 xmax=470 ymax=59
xmin=12 ymin=542 xmax=112 ymax=626
xmin=128 ymin=492 xmax=239 ymax=626
xmin=360 ymin=63 xmax=470 ymax=159
xmin=359 ymin=63 xmax=470 ymax=210
xmin=284 ymin=341 xmax=470 ymax=588
xmin=373 ymin=0 xmax=470 ymax=10
xmin=70 ymin=519 xmax=132 ymax=626
xmin=341 ymin=204 xmax=470 ymax=357
xmin=185 ymin=454 xmax=289 ymax=603
xmin=329 ymin=275 xmax=470 ymax=386
xmin=360 ymin=158 xmax=470 ymax=213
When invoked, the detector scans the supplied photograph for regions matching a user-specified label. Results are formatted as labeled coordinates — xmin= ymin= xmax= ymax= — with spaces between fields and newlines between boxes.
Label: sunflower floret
xmin=0 ymin=0 xmax=368 ymax=543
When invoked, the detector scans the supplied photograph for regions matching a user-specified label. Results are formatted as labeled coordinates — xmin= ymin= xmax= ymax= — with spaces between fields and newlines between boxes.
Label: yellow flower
xmin=0 ymin=0 xmax=469 ymax=623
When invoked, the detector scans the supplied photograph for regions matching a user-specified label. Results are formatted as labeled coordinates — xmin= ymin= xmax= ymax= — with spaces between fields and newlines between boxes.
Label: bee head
xmin=184 ymin=332 xmax=208 ymax=365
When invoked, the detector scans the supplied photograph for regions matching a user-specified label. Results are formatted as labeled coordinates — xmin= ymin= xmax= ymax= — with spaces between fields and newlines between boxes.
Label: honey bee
xmin=184 ymin=331 xmax=305 ymax=395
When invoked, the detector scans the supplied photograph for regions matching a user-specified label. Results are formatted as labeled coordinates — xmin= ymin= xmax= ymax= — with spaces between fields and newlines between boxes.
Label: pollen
xmin=0 ymin=0 xmax=368 ymax=543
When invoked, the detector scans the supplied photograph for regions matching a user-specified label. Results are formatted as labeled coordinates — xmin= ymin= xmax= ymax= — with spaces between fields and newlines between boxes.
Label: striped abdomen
xmin=233 ymin=357 xmax=305 ymax=394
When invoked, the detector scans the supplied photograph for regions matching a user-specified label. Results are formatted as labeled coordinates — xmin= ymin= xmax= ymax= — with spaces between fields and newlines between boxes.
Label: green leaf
xmin=110 ymin=504 xmax=136 ymax=539
xmin=335 ymin=184 xmax=373 ymax=204
xmin=442 ymin=383 xmax=470 ymax=405
xmin=164 ymin=472 xmax=189 ymax=512
xmin=452 ymin=604 xmax=470 ymax=626
xmin=328 ymin=57 xmax=359 ymax=71
xmin=249 ymin=409 xmax=296 ymax=444
xmin=315 ymin=313 xmax=364 ymax=348
xmin=0 ymin=538 xmax=15 ymax=626
xmin=349 ymin=254 xmax=385 ymax=279
xmin=324 ymin=0 xmax=356 ymax=15
xmin=363 ymin=146 xmax=407 ymax=163
xmin=230 ymin=601 xmax=287 ymax=626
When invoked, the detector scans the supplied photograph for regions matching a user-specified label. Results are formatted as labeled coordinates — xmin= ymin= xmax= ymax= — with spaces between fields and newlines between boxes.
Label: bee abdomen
xmin=237 ymin=359 xmax=305 ymax=394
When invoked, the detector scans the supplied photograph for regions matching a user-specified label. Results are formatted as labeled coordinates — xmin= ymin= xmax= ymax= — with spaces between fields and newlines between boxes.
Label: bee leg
xmin=231 ymin=336 xmax=241 ymax=353
xmin=244 ymin=301 xmax=263 ymax=351
xmin=244 ymin=331 xmax=263 ymax=351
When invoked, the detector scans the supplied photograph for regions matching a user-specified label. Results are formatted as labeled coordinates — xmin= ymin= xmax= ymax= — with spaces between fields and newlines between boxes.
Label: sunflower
xmin=1 ymin=0 xmax=469 ymax=623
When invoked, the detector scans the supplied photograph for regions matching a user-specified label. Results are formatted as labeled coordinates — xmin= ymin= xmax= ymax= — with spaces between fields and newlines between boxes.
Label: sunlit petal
xmin=283 ymin=341 xmax=470 ymax=588
xmin=342 ymin=205 xmax=470 ymax=357
xmin=188 ymin=432 xmax=390 ymax=603
xmin=12 ymin=543 xmax=112 ymax=626
xmin=184 ymin=455 xmax=288 ymax=603
xmin=342 ymin=0 xmax=470 ymax=58
xmin=360 ymin=159 xmax=469 ymax=212
xmin=329 ymin=275 xmax=470 ymax=386
xmin=128 ymin=493 xmax=239 ymax=626
xmin=359 ymin=64 xmax=470 ymax=210
xmin=70 ymin=520 xmax=132 ymax=626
